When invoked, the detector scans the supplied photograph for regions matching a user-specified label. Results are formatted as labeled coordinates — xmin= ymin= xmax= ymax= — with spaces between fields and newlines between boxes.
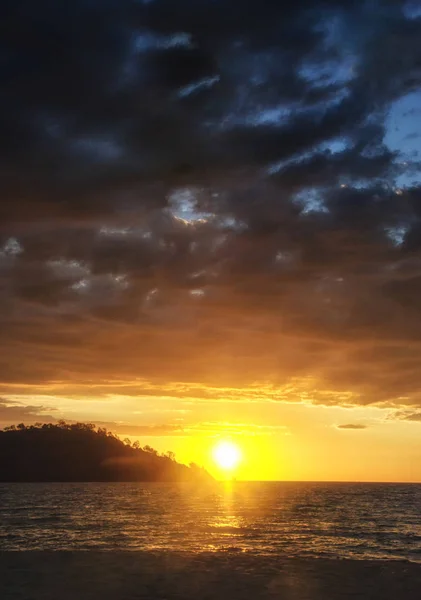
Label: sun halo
xmin=212 ymin=440 xmax=242 ymax=471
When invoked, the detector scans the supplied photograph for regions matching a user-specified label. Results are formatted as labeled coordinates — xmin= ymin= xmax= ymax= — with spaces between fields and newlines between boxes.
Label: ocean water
xmin=0 ymin=482 xmax=420 ymax=561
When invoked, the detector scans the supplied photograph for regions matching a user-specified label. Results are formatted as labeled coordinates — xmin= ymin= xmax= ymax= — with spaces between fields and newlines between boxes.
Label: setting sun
xmin=212 ymin=441 xmax=242 ymax=471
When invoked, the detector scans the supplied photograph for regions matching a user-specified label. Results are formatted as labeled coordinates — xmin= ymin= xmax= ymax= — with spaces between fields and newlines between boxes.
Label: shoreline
xmin=2 ymin=551 xmax=421 ymax=599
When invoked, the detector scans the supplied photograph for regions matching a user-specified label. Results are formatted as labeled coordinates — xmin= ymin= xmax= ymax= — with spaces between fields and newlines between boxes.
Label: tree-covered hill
xmin=0 ymin=422 xmax=212 ymax=483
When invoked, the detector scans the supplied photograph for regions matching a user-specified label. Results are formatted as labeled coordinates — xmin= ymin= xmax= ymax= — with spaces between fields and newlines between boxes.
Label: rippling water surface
xmin=1 ymin=482 xmax=420 ymax=560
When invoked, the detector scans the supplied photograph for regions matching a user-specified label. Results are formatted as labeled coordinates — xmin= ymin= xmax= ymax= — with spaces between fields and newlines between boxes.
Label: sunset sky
xmin=1 ymin=0 xmax=421 ymax=481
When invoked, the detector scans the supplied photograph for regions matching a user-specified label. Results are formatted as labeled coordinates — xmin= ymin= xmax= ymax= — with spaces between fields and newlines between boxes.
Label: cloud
xmin=336 ymin=423 xmax=368 ymax=430
xmin=1 ymin=1 xmax=421 ymax=410
xmin=99 ymin=423 xmax=187 ymax=437
xmin=387 ymin=410 xmax=421 ymax=422
xmin=0 ymin=400 xmax=287 ymax=438
xmin=0 ymin=398 xmax=57 ymax=426
xmin=107 ymin=420 xmax=288 ymax=437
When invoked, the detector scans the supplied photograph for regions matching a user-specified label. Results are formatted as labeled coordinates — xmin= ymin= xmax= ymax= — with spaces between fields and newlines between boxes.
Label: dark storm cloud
xmin=1 ymin=1 xmax=421 ymax=407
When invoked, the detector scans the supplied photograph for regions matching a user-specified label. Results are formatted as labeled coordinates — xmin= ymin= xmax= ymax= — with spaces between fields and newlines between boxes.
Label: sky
xmin=1 ymin=0 xmax=421 ymax=481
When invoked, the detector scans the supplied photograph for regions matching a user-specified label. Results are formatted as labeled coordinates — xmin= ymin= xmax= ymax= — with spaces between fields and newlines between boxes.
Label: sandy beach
xmin=1 ymin=552 xmax=420 ymax=600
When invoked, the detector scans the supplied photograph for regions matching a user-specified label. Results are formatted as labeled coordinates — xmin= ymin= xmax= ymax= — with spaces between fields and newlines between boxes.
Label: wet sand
xmin=1 ymin=552 xmax=420 ymax=600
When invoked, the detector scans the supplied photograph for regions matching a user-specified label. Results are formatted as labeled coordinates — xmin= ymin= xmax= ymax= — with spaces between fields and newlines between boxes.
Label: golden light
xmin=212 ymin=440 xmax=242 ymax=471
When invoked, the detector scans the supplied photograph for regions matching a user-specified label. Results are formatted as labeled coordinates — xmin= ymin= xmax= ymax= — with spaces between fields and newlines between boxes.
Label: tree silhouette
xmin=0 ymin=422 xmax=212 ymax=483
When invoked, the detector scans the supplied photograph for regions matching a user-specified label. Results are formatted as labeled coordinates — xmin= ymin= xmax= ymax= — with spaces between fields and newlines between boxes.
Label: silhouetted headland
xmin=0 ymin=422 xmax=212 ymax=483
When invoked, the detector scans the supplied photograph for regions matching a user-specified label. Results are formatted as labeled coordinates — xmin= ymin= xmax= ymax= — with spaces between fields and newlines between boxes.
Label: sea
xmin=1 ymin=482 xmax=420 ymax=561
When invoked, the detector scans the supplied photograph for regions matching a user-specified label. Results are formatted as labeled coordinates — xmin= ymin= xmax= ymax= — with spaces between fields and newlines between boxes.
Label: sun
xmin=212 ymin=441 xmax=242 ymax=471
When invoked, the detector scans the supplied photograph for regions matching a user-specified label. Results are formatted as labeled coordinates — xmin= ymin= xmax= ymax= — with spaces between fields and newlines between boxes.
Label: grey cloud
xmin=336 ymin=424 xmax=368 ymax=430
xmin=97 ymin=422 xmax=187 ymax=437
xmin=101 ymin=420 xmax=288 ymax=437
xmin=0 ymin=397 xmax=57 ymax=426
xmin=388 ymin=410 xmax=421 ymax=422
